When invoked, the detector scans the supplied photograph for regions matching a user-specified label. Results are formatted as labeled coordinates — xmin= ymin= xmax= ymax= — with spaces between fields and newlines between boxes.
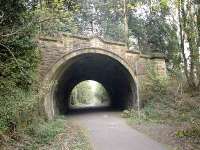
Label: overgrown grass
xmin=122 ymin=83 xmax=200 ymax=149
xmin=26 ymin=119 xmax=66 ymax=145
xmin=0 ymin=87 xmax=40 ymax=132
xmin=122 ymin=64 xmax=200 ymax=142
xmin=49 ymin=118 xmax=92 ymax=150
xmin=1 ymin=117 xmax=92 ymax=150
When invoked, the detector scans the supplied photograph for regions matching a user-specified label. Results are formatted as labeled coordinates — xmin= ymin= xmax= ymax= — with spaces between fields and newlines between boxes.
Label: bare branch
xmin=0 ymin=22 xmax=31 ymax=37
xmin=0 ymin=15 xmax=69 ymax=37
xmin=0 ymin=43 xmax=26 ymax=76
xmin=38 ymin=16 xmax=70 ymax=24
xmin=0 ymin=10 xmax=4 ymax=24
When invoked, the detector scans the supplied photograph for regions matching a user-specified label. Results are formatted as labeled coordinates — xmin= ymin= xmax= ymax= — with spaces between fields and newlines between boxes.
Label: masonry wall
xmin=38 ymin=34 xmax=129 ymax=78
xmin=38 ymin=34 xmax=167 ymax=98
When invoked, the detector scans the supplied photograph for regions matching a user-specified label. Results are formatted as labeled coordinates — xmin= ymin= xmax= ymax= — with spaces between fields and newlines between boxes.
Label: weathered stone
xmin=38 ymin=34 xmax=167 ymax=119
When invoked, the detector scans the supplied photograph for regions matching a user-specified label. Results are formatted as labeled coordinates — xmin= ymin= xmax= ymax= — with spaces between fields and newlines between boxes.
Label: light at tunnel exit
xmin=69 ymin=80 xmax=111 ymax=109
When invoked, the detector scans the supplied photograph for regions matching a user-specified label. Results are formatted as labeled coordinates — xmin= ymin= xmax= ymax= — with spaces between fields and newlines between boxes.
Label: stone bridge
xmin=38 ymin=34 xmax=166 ymax=119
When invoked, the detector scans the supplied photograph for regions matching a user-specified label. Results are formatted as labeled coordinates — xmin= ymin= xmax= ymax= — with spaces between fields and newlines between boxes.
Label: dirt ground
xmin=130 ymin=122 xmax=200 ymax=150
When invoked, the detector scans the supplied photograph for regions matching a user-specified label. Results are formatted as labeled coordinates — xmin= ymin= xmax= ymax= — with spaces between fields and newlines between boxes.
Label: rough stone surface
xmin=38 ymin=34 xmax=167 ymax=119
xmin=39 ymin=35 xmax=166 ymax=79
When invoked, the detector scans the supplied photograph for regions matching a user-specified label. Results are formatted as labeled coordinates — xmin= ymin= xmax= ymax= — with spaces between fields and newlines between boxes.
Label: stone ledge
xmin=62 ymin=33 xmax=126 ymax=46
xmin=150 ymin=52 xmax=166 ymax=59
xmin=126 ymin=50 xmax=166 ymax=60
xmin=39 ymin=36 xmax=61 ymax=42
xmin=39 ymin=34 xmax=126 ymax=46
xmin=126 ymin=50 xmax=141 ymax=54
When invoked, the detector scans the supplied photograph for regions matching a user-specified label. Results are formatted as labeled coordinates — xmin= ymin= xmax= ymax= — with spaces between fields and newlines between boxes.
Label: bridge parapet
xmin=38 ymin=34 xmax=166 ymax=80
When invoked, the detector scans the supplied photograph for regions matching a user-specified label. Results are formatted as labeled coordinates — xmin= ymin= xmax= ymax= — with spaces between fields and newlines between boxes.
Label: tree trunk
xmin=179 ymin=0 xmax=200 ymax=91
xmin=123 ymin=0 xmax=129 ymax=47
xmin=197 ymin=4 xmax=200 ymax=89
xmin=178 ymin=0 xmax=189 ymax=82
xmin=39 ymin=0 xmax=42 ymax=9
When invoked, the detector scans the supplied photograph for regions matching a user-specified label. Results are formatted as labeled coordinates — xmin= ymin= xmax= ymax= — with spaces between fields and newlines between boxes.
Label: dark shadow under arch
xmin=43 ymin=50 xmax=138 ymax=118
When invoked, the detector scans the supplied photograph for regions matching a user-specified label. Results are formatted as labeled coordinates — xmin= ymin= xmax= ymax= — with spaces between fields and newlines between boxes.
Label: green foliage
xmin=70 ymin=81 xmax=94 ymax=105
xmin=121 ymin=109 xmax=149 ymax=122
xmin=129 ymin=11 xmax=180 ymax=62
xmin=26 ymin=119 xmax=65 ymax=145
xmin=0 ymin=88 xmax=38 ymax=131
xmin=176 ymin=120 xmax=200 ymax=139
xmin=75 ymin=0 xmax=125 ymax=41
xmin=140 ymin=63 xmax=168 ymax=105
xmin=128 ymin=0 xmax=181 ymax=70
xmin=0 ymin=0 xmax=80 ymax=132
xmin=125 ymin=64 xmax=200 ymax=140
xmin=0 ymin=119 xmax=66 ymax=150
xmin=95 ymin=83 xmax=110 ymax=103
xmin=35 ymin=0 xmax=79 ymax=36
xmin=70 ymin=80 xmax=110 ymax=106
xmin=177 ymin=0 xmax=200 ymax=91
xmin=160 ymin=0 xmax=169 ymax=11
xmin=1 ymin=118 xmax=92 ymax=150
xmin=0 ymin=0 xmax=40 ymax=132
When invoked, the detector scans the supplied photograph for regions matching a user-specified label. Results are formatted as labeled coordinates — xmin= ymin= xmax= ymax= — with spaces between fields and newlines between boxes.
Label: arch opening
xmin=44 ymin=50 xmax=138 ymax=118
xmin=69 ymin=80 xmax=111 ymax=109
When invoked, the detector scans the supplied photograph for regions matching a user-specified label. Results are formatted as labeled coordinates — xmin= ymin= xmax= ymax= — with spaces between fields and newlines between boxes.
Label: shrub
xmin=25 ymin=119 xmax=66 ymax=144
xmin=140 ymin=63 xmax=168 ymax=106
xmin=121 ymin=109 xmax=149 ymax=123
xmin=0 ymin=87 xmax=40 ymax=132
xmin=176 ymin=120 xmax=200 ymax=139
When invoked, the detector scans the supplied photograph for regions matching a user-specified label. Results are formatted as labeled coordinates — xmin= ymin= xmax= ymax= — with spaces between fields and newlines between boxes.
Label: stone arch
xmin=42 ymin=48 xmax=139 ymax=119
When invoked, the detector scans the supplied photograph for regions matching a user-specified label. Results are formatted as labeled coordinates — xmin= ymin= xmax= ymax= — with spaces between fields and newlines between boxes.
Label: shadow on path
xmin=67 ymin=106 xmax=120 ymax=115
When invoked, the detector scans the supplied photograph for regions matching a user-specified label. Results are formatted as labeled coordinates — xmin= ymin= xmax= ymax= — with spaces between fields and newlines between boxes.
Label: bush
xmin=0 ymin=87 xmax=40 ymax=132
xmin=176 ymin=119 xmax=200 ymax=141
xmin=25 ymin=119 xmax=65 ymax=145
xmin=121 ymin=109 xmax=150 ymax=123
xmin=140 ymin=63 xmax=168 ymax=106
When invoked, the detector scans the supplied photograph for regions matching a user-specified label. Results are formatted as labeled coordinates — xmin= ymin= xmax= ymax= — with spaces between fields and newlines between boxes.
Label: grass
xmin=1 ymin=117 xmax=92 ymax=150
xmin=121 ymin=66 xmax=200 ymax=149
xmin=25 ymin=118 xmax=66 ymax=146
xmin=121 ymin=81 xmax=200 ymax=150
xmin=122 ymin=92 xmax=200 ymax=127
xmin=54 ymin=120 xmax=92 ymax=150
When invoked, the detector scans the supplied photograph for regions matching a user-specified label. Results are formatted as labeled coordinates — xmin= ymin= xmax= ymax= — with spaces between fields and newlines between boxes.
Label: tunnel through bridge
xmin=43 ymin=49 xmax=138 ymax=119
xmin=39 ymin=35 xmax=166 ymax=119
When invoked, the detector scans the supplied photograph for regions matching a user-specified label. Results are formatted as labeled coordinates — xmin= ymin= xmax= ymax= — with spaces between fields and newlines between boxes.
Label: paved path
xmin=69 ymin=110 xmax=167 ymax=150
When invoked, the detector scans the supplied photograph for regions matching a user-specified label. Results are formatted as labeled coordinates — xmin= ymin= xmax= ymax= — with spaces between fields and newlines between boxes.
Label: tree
xmin=0 ymin=0 xmax=38 ymax=89
xmin=124 ymin=0 xmax=129 ymax=46
xmin=0 ymin=0 xmax=39 ymax=131
xmin=128 ymin=0 xmax=180 ymax=69
xmin=70 ymin=81 xmax=93 ymax=105
xmin=177 ymin=0 xmax=200 ymax=91
xmin=94 ymin=83 xmax=110 ymax=103
xmin=33 ymin=0 xmax=79 ymax=36
xmin=74 ymin=0 xmax=125 ymax=41
xmin=0 ymin=0 xmax=79 ymax=131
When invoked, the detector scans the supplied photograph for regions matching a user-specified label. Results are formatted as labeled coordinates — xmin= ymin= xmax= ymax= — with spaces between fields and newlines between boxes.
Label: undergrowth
xmin=1 ymin=117 xmax=92 ymax=150
xmin=1 ymin=119 xmax=64 ymax=149
xmin=122 ymin=64 xmax=200 ymax=141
